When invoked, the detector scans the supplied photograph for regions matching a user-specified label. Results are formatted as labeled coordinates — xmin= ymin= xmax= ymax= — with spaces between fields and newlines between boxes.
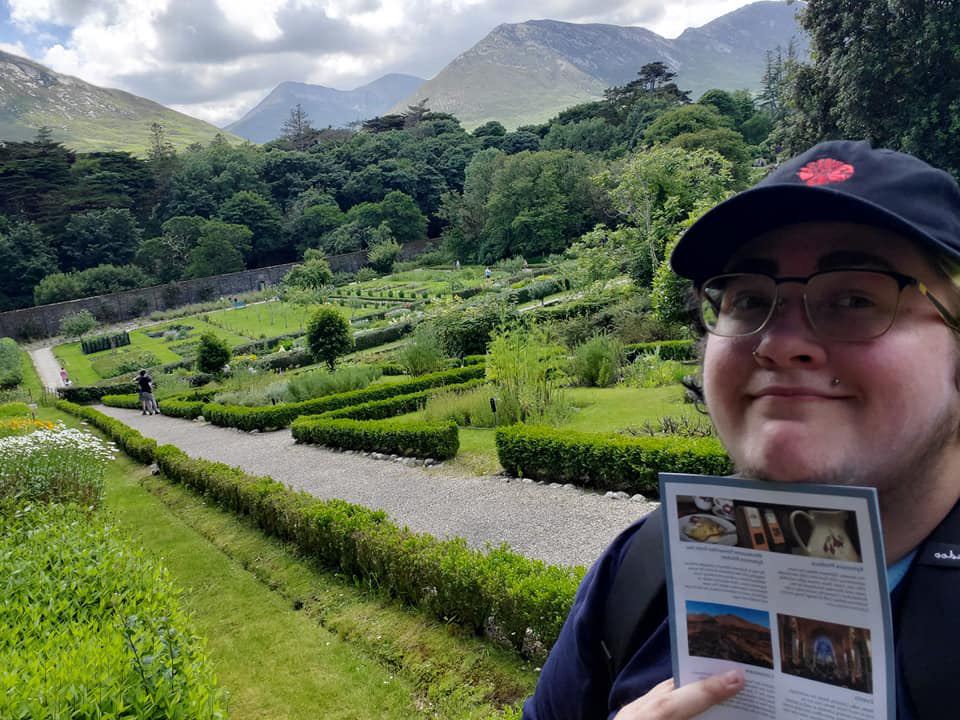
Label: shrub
xmin=306 ymin=305 xmax=353 ymax=370
xmin=101 ymin=393 xmax=141 ymax=410
xmin=367 ymin=236 xmax=402 ymax=273
xmin=293 ymin=417 xmax=459 ymax=459
xmin=0 ymin=338 xmax=22 ymax=389
xmin=486 ymin=322 xmax=569 ymax=425
xmin=285 ymin=364 xmax=382 ymax=403
xmin=422 ymin=384 xmax=497 ymax=427
xmin=59 ymin=382 xmax=138 ymax=404
xmin=398 ymin=324 xmax=448 ymax=376
xmin=428 ymin=298 xmax=515 ymax=357
xmin=353 ymin=322 xmax=412 ymax=351
xmin=570 ymin=334 xmax=625 ymax=387
xmin=624 ymin=339 xmax=697 ymax=361
xmin=58 ymin=309 xmax=98 ymax=339
xmin=0 ymin=401 xmax=31 ymax=416
xmin=196 ymin=332 xmax=231 ymax=375
xmin=321 ymin=379 xmax=486 ymax=422
xmin=80 ymin=331 xmax=131 ymax=355
xmin=157 ymin=398 xmax=206 ymax=419
xmin=622 ymin=353 xmax=688 ymax=389
xmin=495 ymin=424 xmax=732 ymax=494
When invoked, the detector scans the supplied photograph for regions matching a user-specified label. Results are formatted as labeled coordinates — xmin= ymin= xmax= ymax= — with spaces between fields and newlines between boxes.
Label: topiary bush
xmin=292 ymin=417 xmax=459 ymax=459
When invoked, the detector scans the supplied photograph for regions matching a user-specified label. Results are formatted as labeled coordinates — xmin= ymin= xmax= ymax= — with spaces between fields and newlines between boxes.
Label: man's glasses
xmin=699 ymin=269 xmax=959 ymax=341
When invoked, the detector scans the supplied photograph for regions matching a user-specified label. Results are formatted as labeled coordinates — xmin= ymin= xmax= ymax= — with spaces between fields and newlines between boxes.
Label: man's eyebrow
xmin=817 ymin=251 xmax=895 ymax=271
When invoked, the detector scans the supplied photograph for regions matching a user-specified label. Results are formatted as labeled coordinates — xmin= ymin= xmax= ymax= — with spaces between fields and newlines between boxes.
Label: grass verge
xmin=75 ymin=409 xmax=536 ymax=718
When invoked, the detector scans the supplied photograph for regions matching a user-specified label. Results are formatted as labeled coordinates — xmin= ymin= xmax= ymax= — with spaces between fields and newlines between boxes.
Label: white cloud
xmin=0 ymin=41 xmax=31 ymax=57
xmin=14 ymin=0 xmax=759 ymax=127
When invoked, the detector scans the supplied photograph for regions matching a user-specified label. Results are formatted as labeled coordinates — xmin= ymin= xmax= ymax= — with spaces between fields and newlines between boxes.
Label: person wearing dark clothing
xmin=524 ymin=141 xmax=960 ymax=719
xmin=135 ymin=369 xmax=157 ymax=415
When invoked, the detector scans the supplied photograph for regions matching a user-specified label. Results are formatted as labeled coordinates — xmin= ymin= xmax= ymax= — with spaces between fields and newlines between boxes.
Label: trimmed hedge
xmin=254 ymin=348 xmax=312 ymax=371
xmin=56 ymin=401 xmax=158 ymax=463
xmin=495 ymin=424 xmax=732 ymax=496
xmin=57 ymin=402 xmax=583 ymax=656
xmin=292 ymin=417 xmax=459 ymax=459
xmin=624 ymin=340 xmax=697 ymax=362
xmin=233 ymin=331 xmax=304 ymax=356
xmin=202 ymin=364 xmax=485 ymax=431
xmin=59 ymin=382 xmax=138 ymax=404
xmin=158 ymin=399 xmax=206 ymax=419
xmin=101 ymin=393 xmax=141 ymax=410
xmin=80 ymin=331 xmax=130 ymax=355
xmin=320 ymin=378 xmax=486 ymax=422
xmin=353 ymin=322 xmax=412 ymax=351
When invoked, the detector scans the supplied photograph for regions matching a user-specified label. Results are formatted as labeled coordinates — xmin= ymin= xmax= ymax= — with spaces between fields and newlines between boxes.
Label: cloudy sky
xmin=0 ymin=0 xmax=758 ymax=128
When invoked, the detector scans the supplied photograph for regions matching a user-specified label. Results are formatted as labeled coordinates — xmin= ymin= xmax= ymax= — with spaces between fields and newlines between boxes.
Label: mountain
xmin=227 ymin=74 xmax=426 ymax=143
xmin=0 ymin=50 xmax=240 ymax=154
xmin=390 ymin=1 xmax=807 ymax=129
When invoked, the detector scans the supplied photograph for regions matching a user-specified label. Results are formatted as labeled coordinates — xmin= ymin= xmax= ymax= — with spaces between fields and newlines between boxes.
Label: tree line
xmin=0 ymin=0 xmax=956 ymax=311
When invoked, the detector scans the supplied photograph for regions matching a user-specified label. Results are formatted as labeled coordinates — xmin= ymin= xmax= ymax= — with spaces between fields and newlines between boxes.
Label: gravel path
xmin=29 ymin=346 xmax=65 ymax=390
xmin=96 ymin=406 xmax=657 ymax=568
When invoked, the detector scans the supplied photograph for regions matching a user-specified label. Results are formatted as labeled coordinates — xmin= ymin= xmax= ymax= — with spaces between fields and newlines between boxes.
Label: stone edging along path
xmin=96 ymin=405 xmax=658 ymax=568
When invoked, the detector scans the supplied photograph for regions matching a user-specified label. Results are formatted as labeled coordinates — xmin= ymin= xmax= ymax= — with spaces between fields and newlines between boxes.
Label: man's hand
xmin=613 ymin=670 xmax=745 ymax=719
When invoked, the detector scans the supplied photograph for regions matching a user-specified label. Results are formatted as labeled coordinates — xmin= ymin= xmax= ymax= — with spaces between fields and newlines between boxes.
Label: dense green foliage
xmin=781 ymin=0 xmax=960 ymax=178
xmin=0 ymin=338 xmax=22 ymax=389
xmin=306 ymin=305 xmax=353 ymax=370
xmin=58 ymin=401 xmax=585 ymax=656
xmin=195 ymin=332 xmax=231 ymax=375
xmin=495 ymin=424 xmax=732 ymax=495
xmin=0 ymin=415 xmax=223 ymax=717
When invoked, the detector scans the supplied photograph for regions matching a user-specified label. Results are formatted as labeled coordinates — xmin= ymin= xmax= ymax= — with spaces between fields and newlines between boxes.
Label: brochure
xmin=660 ymin=473 xmax=893 ymax=720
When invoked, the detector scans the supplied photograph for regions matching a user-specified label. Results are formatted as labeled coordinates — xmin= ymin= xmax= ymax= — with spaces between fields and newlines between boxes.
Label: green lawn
xmin=37 ymin=402 xmax=535 ymax=719
xmin=205 ymin=302 xmax=313 ymax=337
xmin=421 ymin=384 xmax=704 ymax=476
xmin=54 ymin=318 xmax=257 ymax=384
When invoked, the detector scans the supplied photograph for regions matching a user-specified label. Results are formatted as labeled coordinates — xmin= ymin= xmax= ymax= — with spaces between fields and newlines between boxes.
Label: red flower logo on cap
xmin=796 ymin=158 xmax=855 ymax=186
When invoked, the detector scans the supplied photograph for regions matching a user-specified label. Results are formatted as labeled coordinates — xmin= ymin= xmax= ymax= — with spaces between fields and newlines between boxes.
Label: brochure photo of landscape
xmin=777 ymin=614 xmax=873 ymax=694
xmin=676 ymin=495 xmax=863 ymax=562
xmin=686 ymin=601 xmax=774 ymax=670
xmin=0 ymin=0 xmax=955 ymax=715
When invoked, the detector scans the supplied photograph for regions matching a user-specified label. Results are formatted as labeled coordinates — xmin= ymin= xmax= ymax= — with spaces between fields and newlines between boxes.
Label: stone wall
xmin=1 ymin=240 xmax=438 ymax=341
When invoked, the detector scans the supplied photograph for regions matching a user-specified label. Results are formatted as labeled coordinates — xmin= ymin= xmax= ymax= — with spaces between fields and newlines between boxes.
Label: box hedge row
xmin=56 ymin=401 xmax=158 ymax=463
xmin=495 ymin=424 xmax=732 ymax=496
xmin=59 ymin=381 xmax=139 ymax=404
xmin=320 ymin=378 xmax=486 ymax=422
xmin=101 ymin=393 xmax=141 ymax=410
xmin=56 ymin=402 xmax=582 ymax=656
xmin=292 ymin=417 xmax=459 ymax=459
xmin=158 ymin=399 xmax=206 ymax=419
xmin=353 ymin=321 xmax=413 ymax=351
xmin=202 ymin=364 xmax=485 ymax=431
xmin=624 ymin=340 xmax=697 ymax=362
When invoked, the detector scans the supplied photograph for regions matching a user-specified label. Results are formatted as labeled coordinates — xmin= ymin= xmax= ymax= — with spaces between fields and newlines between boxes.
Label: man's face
xmin=703 ymin=222 xmax=960 ymax=497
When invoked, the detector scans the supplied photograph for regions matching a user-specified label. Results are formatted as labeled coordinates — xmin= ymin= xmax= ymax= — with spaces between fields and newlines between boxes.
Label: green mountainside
xmin=391 ymin=1 xmax=808 ymax=129
xmin=0 ymin=50 xmax=240 ymax=155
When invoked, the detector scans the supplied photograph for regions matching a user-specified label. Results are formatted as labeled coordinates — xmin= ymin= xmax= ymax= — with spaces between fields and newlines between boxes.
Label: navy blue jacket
xmin=522 ymin=514 xmax=938 ymax=720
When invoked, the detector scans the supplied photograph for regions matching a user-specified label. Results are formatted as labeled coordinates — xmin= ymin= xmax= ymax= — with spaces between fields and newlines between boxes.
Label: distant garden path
xmin=96 ymin=406 xmax=656 ymax=568
xmin=29 ymin=346 xmax=64 ymax=389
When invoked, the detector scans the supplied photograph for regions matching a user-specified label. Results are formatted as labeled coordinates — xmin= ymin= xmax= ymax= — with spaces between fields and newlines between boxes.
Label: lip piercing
xmin=831 ymin=378 xmax=841 ymax=386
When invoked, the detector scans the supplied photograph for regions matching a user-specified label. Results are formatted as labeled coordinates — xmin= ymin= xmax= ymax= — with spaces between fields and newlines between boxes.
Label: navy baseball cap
xmin=671 ymin=140 xmax=960 ymax=285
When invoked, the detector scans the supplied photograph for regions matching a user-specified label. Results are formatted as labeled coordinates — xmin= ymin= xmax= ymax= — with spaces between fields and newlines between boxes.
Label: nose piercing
xmin=831 ymin=378 xmax=841 ymax=386
xmin=752 ymin=346 xmax=761 ymax=358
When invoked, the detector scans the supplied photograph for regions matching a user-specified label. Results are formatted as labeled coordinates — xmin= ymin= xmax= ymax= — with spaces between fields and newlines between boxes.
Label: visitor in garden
xmin=58 ymin=366 xmax=69 ymax=386
xmin=523 ymin=140 xmax=960 ymax=719
xmin=135 ymin=369 xmax=157 ymax=415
